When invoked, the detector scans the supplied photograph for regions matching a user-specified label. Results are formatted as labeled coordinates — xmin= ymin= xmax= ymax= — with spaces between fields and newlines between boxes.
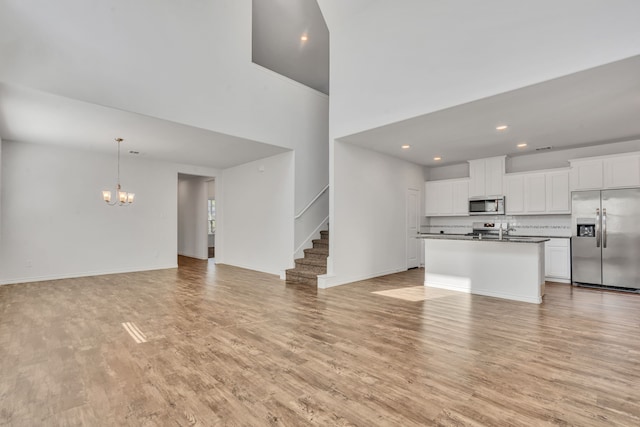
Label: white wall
xmin=0 ymin=140 xmax=179 ymax=284
xmin=428 ymin=139 xmax=640 ymax=180
xmin=177 ymin=176 xmax=209 ymax=260
xmin=0 ymin=0 xmax=330 ymax=265
xmin=319 ymin=142 xmax=425 ymax=288
xmin=319 ymin=0 xmax=640 ymax=139
xmin=216 ymin=152 xmax=294 ymax=276
xmin=0 ymin=137 xmax=2 ymax=239
xmin=207 ymin=180 xmax=216 ymax=199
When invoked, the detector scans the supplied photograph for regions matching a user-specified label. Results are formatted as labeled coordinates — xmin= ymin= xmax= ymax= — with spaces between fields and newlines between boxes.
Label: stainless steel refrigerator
xmin=572 ymin=189 xmax=640 ymax=290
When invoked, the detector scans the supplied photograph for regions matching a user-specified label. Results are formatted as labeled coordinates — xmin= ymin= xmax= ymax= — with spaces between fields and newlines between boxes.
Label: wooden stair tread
xmin=295 ymin=258 xmax=326 ymax=267
xmin=285 ymin=268 xmax=319 ymax=279
xmin=304 ymin=248 xmax=328 ymax=255
xmin=286 ymin=228 xmax=329 ymax=286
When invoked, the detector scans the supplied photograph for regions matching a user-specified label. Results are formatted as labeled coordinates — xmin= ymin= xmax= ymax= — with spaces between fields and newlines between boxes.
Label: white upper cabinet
xmin=485 ymin=156 xmax=505 ymax=196
xmin=603 ymin=155 xmax=640 ymax=188
xmin=570 ymin=159 xmax=604 ymax=190
xmin=505 ymin=169 xmax=570 ymax=215
xmin=425 ymin=179 xmax=469 ymax=217
xmin=468 ymin=156 xmax=505 ymax=197
xmin=525 ymin=173 xmax=547 ymax=213
xmin=570 ymin=152 xmax=640 ymax=191
xmin=546 ymin=170 xmax=570 ymax=213
xmin=451 ymin=180 xmax=470 ymax=214
xmin=504 ymin=174 xmax=525 ymax=214
xmin=468 ymin=160 xmax=486 ymax=197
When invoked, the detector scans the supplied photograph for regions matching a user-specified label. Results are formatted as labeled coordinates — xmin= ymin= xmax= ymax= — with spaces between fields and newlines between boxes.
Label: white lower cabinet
xmin=545 ymin=238 xmax=571 ymax=282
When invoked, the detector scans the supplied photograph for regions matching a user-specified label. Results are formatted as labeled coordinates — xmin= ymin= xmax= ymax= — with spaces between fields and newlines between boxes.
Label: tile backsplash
xmin=422 ymin=215 xmax=571 ymax=237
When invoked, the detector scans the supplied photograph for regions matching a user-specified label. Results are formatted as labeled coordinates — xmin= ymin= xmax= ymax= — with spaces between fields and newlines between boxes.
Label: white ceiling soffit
xmin=252 ymin=0 xmax=329 ymax=95
xmin=341 ymin=55 xmax=640 ymax=167
xmin=0 ymin=83 xmax=289 ymax=169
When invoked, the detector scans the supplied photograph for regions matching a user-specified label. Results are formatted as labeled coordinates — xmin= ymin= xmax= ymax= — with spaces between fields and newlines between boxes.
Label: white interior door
xmin=406 ymin=188 xmax=420 ymax=269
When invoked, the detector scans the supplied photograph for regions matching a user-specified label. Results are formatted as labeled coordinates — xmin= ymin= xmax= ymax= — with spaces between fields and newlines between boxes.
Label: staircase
xmin=285 ymin=230 xmax=328 ymax=286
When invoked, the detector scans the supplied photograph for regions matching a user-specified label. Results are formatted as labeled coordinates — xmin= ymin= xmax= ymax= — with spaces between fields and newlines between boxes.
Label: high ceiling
xmin=252 ymin=0 xmax=329 ymax=95
xmin=341 ymin=55 xmax=640 ymax=167
xmin=1 ymin=2 xmax=638 ymax=172
xmin=0 ymin=0 xmax=329 ymax=168
xmin=0 ymin=83 xmax=288 ymax=169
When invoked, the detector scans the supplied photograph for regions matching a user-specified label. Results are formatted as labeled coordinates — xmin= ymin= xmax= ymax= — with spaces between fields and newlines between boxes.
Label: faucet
xmin=499 ymin=224 xmax=516 ymax=240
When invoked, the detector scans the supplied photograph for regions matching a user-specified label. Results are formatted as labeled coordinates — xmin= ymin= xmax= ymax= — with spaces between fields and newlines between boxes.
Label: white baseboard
xmin=545 ymin=277 xmax=571 ymax=284
xmin=317 ymin=267 xmax=406 ymax=289
xmin=214 ymin=262 xmax=280 ymax=278
xmin=177 ymin=251 xmax=208 ymax=260
xmin=424 ymin=279 xmax=543 ymax=304
xmin=0 ymin=264 xmax=178 ymax=286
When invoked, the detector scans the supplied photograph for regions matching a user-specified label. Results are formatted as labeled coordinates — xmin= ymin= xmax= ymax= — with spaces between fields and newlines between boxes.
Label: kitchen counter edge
xmin=416 ymin=234 xmax=549 ymax=244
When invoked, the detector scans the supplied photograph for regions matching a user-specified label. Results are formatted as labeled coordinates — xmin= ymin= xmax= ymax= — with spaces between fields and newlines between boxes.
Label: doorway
xmin=207 ymin=181 xmax=216 ymax=259
xmin=406 ymin=188 xmax=420 ymax=269
xmin=177 ymin=174 xmax=216 ymax=260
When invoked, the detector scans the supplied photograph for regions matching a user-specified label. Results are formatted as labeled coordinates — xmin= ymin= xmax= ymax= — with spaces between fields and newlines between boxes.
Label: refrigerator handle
xmin=596 ymin=208 xmax=601 ymax=248
xmin=603 ymin=208 xmax=607 ymax=248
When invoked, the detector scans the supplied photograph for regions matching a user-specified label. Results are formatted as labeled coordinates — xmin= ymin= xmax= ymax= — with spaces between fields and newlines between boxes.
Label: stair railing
xmin=294 ymin=184 xmax=329 ymax=220
xmin=281 ymin=185 xmax=329 ymax=279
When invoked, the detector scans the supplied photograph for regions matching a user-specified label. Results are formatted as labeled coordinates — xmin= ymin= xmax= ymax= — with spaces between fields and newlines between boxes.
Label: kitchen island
xmin=418 ymin=234 xmax=549 ymax=304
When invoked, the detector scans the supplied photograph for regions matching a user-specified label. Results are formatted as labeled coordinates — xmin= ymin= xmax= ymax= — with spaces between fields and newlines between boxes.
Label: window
xmin=208 ymin=199 xmax=216 ymax=234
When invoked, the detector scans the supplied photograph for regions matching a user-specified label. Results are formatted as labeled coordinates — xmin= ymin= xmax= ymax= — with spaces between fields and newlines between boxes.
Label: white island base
xmin=423 ymin=238 xmax=546 ymax=304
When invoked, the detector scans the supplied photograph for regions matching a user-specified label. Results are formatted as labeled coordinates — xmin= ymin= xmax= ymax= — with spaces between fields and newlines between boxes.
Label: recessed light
xmin=433 ymin=157 xmax=442 ymax=161
xmin=496 ymin=125 xmax=508 ymax=131
xmin=401 ymin=144 xmax=411 ymax=149
xmin=517 ymin=143 xmax=527 ymax=148
xmin=300 ymin=35 xmax=308 ymax=41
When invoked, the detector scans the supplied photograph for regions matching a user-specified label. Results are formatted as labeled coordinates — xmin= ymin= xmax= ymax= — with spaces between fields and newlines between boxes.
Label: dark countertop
xmin=416 ymin=233 xmax=549 ymax=244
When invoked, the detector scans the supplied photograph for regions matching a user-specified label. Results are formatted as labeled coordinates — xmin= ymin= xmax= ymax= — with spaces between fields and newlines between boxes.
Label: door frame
xmin=406 ymin=188 xmax=421 ymax=269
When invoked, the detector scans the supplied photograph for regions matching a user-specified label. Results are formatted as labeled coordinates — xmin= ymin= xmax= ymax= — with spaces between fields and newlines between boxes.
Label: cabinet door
xmin=546 ymin=170 xmax=570 ymax=213
xmin=425 ymin=182 xmax=439 ymax=216
xmin=545 ymin=239 xmax=571 ymax=280
xmin=451 ymin=180 xmax=469 ymax=215
xmin=570 ymin=160 xmax=603 ymax=190
xmin=468 ymin=160 xmax=486 ymax=197
xmin=504 ymin=175 xmax=525 ymax=214
xmin=485 ymin=157 xmax=505 ymax=196
xmin=603 ymin=155 xmax=640 ymax=188
xmin=425 ymin=181 xmax=454 ymax=216
xmin=438 ymin=181 xmax=454 ymax=215
xmin=525 ymin=173 xmax=546 ymax=213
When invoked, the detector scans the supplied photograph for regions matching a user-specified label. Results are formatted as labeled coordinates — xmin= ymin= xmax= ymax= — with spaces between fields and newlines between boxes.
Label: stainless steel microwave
xmin=469 ymin=196 xmax=505 ymax=216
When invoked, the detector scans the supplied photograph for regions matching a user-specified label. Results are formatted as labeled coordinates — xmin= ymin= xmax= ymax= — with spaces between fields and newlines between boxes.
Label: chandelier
xmin=102 ymin=138 xmax=135 ymax=205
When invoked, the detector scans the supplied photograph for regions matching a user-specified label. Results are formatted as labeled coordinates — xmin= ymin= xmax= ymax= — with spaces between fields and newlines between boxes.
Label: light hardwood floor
xmin=1 ymin=257 xmax=639 ymax=426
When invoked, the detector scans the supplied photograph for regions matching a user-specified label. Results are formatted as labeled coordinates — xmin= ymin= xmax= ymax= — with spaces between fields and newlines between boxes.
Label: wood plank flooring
xmin=1 ymin=257 xmax=640 ymax=426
